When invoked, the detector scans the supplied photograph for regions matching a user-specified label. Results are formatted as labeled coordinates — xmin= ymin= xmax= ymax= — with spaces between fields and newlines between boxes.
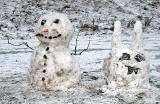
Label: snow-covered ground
xmin=0 ymin=0 xmax=160 ymax=103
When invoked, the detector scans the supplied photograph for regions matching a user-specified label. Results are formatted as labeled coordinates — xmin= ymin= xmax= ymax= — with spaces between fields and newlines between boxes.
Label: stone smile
xmin=36 ymin=33 xmax=62 ymax=39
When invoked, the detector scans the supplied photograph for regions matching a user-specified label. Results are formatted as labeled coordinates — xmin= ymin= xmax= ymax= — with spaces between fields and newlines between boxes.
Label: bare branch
xmin=71 ymin=18 xmax=97 ymax=56
xmin=74 ymin=33 xmax=79 ymax=55
xmin=93 ymin=18 xmax=95 ymax=26
xmin=6 ymin=35 xmax=34 ymax=50
xmin=79 ymin=40 xmax=90 ymax=55
xmin=71 ymin=32 xmax=90 ymax=55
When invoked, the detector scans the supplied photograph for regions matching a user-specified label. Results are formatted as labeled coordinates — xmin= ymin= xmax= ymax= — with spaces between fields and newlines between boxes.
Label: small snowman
xmin=103 ymin=21 xmax=149 ymax=89
xmin=28 ymin=12 xmax=80 ymax=91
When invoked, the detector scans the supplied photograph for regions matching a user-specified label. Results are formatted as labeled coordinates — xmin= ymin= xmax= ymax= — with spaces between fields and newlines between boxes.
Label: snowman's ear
xmin=131 ymin=21 xmax=143 ymax=51
xmin=112 ymin=21 xmax=122 ymax=49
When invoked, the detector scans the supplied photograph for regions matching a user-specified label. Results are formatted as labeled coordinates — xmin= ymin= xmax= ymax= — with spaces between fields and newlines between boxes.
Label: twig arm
xmin=6 ymin=35 xmax=34 ymax=50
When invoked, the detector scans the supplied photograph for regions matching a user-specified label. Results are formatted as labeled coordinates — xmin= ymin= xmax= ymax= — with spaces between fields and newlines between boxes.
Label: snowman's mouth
xmin=125 ymin=65 xmax=141 ymax=75
xmin=36 ymin=33 xmax=62 ymax=39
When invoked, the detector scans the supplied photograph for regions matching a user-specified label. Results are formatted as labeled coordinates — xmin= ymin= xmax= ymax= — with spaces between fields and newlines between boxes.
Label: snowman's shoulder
xmin=53 ymin=46 xmax=71 ymax=56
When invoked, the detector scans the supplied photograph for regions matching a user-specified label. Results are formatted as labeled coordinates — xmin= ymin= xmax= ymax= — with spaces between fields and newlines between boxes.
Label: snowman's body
xmin=29 ymin=12 xmax=79 ymax=91
xmin=103 ymin=21 xmax=149 ymax=88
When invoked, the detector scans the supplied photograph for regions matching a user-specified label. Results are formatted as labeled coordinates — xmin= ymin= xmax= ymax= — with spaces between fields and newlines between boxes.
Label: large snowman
xmin=103 ymin=21 xmax=150 ymax=89
xmin=28 ymin=12 xmax=80 ymax=91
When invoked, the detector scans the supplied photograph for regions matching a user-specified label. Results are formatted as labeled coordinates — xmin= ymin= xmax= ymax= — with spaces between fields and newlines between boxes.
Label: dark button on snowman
xmin=29 ymin=12 xmax=80 ymax=91
xmin=103 ymin=21 xmax=149 ymax=88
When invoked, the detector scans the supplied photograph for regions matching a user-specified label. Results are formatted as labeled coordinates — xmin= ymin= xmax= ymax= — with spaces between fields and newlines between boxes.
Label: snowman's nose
xmin=43 ymin=29 xmax=49 ymax=32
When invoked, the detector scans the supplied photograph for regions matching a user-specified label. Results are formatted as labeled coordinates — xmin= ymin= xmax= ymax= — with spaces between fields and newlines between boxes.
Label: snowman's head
xmin=35 ymin=12 xmax=73 ymax=47
xmin=116 ymin=48 xmax=147 ymax=76
xmin=110 ymin=21 xmax=149 ymax=87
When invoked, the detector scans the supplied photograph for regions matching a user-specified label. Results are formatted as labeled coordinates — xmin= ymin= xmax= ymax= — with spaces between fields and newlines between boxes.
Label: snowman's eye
xmin=41 ymin=20 xmax=46 ymax=26
xmin=134 ymin=54 xmax=145 ymax=62
xmin=119 ymin=53 xmax=130 ymax=61
xmin=53 ymin=19 xmax=59 ymax=24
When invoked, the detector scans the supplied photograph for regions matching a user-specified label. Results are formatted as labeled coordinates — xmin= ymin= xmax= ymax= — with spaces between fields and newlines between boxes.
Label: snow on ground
xmin=0 ymin=0 xmax=160 ymax=103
